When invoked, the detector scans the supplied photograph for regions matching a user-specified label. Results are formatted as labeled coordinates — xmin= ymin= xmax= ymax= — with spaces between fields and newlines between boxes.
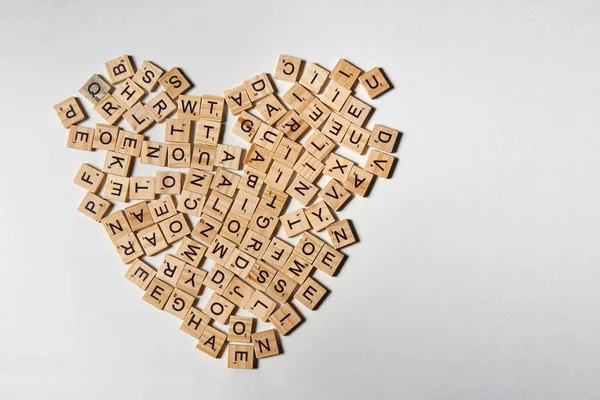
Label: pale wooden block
xmin=132 ymin=60 xmax=163 ymax=92
xmin=191 ymin=213 xmax=222 ymax=245
xmin=368 ymin=124 xmax=401 ymax=153
xmin=220 ymin=213 xmax=249 ymax=245
xmin=274 ymin=54 xmax=302 ymax=82
xmin=343 ymin=165 xmax=374 ymax=197
xmin=99 ymin=149 xmax=131 ymax=180
xmin=341 ymin=124 xmax=371 ymax=155
xmin=167 ymin=143 xmax=192 ymax=168
xmin=303 ymin=130 xmax=336 ymax=161
xmin=247 ymin=260 xmax=277 ymax=291
xmin=322 ymin=113 xmax=351 ymax=143
xmin=104 ymin=54 xmax=134 ymax=84
xmin=137 ymin=223 xmax=168 ymax=256
xmin=177 ymin=190 xmax=206 ymax=217
xmin=264 ymin=161 xmax=294 ymax=192
xmin=294 ymin=151 xmax=325 ymax=183
xmin=262 ymin=237 xmax=293 ymax=270
xmin=124 ymin=201 xmax=153 ymax=232
xmin=285 ymin=174 xmax=319 ymax=207
xmin=300 ymin=97 xmax=331 ymax=130
xmin=155 ymin=171 xmax=184 ymax=195
xmin=115 ymin=130 xmax=144 ymax=157
xmin=239 ymin=229 xmax=270 ymax=259
xmin=229 ymin=191 xmax=260 ymax=220
xmin=247 ymin=206 xmax=279 ymax=239
xmin=159 ymin=213 xmax=191 ymax=244
xmin=358 ymin=66 xmax=392 ymax=99
xmin=321 ymin=80 xmax=352 ymax=112
xmin=148 ymin=195 xmax=177 ymax=223
xmin=94 ymin=94 xmax=125 ymax=125
xmin=142 ymin=278 xmax=173 ymax=310
xmin=313 ymin=243 xmax=345 ymax=276
xmin=78 ymin=191 xmax=111 ymax=222
xmin=319 ymin=178 xmax=351 ymax=211
xmin=268 ymin=302 xmax=302 ymax=335
xmin=294 ymin=277 xmax=328 ymax=310
xmin=228 ymin=316 xmax=254 ymax=343
xmin=195 ymin=119 xmax=221 ymax=145
xmin=113 ymin=78 xmax=145 ymax=109
xmin=67 ymin=125 xmax=94 ymax=151
xmin=159 ymin=67 xmax=191 ymax=98
xmin=206 ymin=235 xmax=237 ymax=265
xmin=281 ymin=252 xmax=313 ymax=284
xmin=200 ymin=95 xmax=225 ymax=121
xmin=204 ymin=264 xmax=234 ymax=294
xmin=256 ymin=93 xmax=287 ymax=126
xmin=113 ymin=231 xmax=145 ymax=264
xmin=224 ymin=248 xmax=257 ymax=279
xmin=224 ymin=84 xmax=252 ymax=115
xmin=191 ymin=144 xmax=216 ymax=171
xmin=329 ymin=59 xmax=361 ymax=89
xmin=123 ymin=102 xmax=154 ymax=133
xmin=232 ymin=111 xmax=262 ymax=142
xmin=323 ymin=152 xmax=354 ymax=182
xmin=79 ymin=74 xmax=111 ymax=105
xmin=210 ymin=168 xmax=241 ymax=197
xmin=340 ymin=95 xmax=372 ymax=127
xmin=157 ymin=254 xmax=186 ymax=286
xmin=238 ymin=167 xmax=266 ymax=197
xmin=244 ymin=144 xmax=273 ymax=173
xmin=145 ymin=91 xmax=177 ymax=123
xmin=141 ymin=141 xmax=167 ymax=166
xmin=125 ymin=259 xmax=156 ymax=290
xmin=196 ymin=325 xmax=227 ymax=358
xmin=164 ymin=288 xmax=196 ymax=319
xmin=92 ymin=124 xmax=119 ymax=151
xmin=326 ymin=219 xmax=357 ymax=249
xmin=364 ymin=149 xmax=396 ymax=178
xmin=224 ymin=276 xmax=255 ymax=308
xmin=279 ymin=208 xmax=311 ymax=237
xmin=176 ymin=264 xmax=207 ymax=296
xmin=273 ymin=137 xmax=303 ymax=168
xmin=282 ymin=82 xmax=315 ymax=113
xmin=253 ymin=124 xmax=284 ymax=151
xmin=294 ymin=232 xmax=325 ymax=263
xmin=183 ymin=168 xmax=213 ymax=195
xmin=299 ymin=62 xmax=330 ymax=94
xmin=203 ymin=292 xmax=235 ymax=324
xmin=165 ymin=118 xmax=192 ymax=143
xmin=305 ymin=200 xmax=336 ymax=231
xmin=215 ymin=144 xmax=244 ymax=170
xmin=74 ymin=163 xmax=105 ymax=193
xmin=54 ymin=96 xmax=86 ymax=128
xmin=243 ymin=290 xmax=277 ymax=322
xmin=176 ymin=237 xmax=207 ymax=268
xmin=181 ymin=307 xmax=210 ymax=339
xmin=251 ymin=329 xmax=280 ymax=359
xmin=243 ymin=73 xmax=274 ymax=102
xmin=203 ymin=191 xmax=233 ymax=222
xmin=259 ymin=187 xmax=289 ymax=216
xmin=103 ymin=174 xmax=129 ymax=202
xmin=227 ymin=344 xmax=255 ymax=369
xmin=177 ymin=95 xmax=202 ymax=121
xmin=266 ymin=271 xmax=298 ymax=302
xmin=101 ymin=210 xmax=131 ymax=241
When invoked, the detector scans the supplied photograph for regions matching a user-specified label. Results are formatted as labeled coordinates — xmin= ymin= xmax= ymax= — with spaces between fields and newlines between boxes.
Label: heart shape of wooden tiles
xmin=53 ymin=54 xmax=401 ymax=369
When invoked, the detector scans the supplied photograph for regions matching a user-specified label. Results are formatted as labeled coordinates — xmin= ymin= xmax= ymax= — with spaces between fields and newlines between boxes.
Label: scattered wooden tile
xmin=318 ymin=178 xmax=351 ymax=211
xmin=54 ymin=96 xmax=86 ymax=128
xmin=181 ymin=307 xmax=210 ymax=339
xmin=200 ymin=95 xmax=225 ymax=121
xmin=165 ymin=118 xmax=192 ymax=143
xmin=94 ymin=94 xmax=125 ymax=125
xmin=93 ymin=124 xmax=119 ymax=151
xmin=323 ymin=153 xmax=354 ymax=182
xmin=158 ymin=212 xmax=191 ymax=244
xmin=262 ymin=237 xmax=293 ymax=270
xmin=358 ymin=66 xmax=391 ymax=99
xmin=132 ymin=60 xmax=163 ymax=91
xmin=159 ymin=67 xmax=191 ymax=98
xmin=282 ymin=82 xmax=315 ymax=113
xmin=215 ymin=144 xmax=244 ymax=170
xmin=103 ymin=151 xmax=133 ymax=177
xmin=304 ymin=200 xmax=336 ymax=231
xmin=227 ymin=344 xmax=255 ymax=369
xmin=293 ymin=151 xmax=324 ymax=183
xmin=313 ymin=243 xmax=345 ymax=276
xmin=300 ymin=97 xmax=331 ymax=130
xmin=157 ymin=254 xmax=186 ymax=286
xmin=294 ymin=277 xmax=328 ymax=310
xmin=203 ymin=292 xmax=235 ymax=324
xmin=143 ymin=277 xmax=174 ymax=310
xmin=244 ymin=290 xmax=277 ymax=322
xmin=248 ymin=206 xmax=279 ymax=238
xmin=252 ymin=329 xmax=280 ymax=359
xmin=176 ymin=264 xmax=207 ymax=296
xmin=124 ymin=201 xmax=153 ymax=232
xmin=67 ymin=125 xmax=94 ymax=151
xmin=203 ymin=191 xmax=233 ymax=222
xmin=123 ymin=102 xmax=154 ymax=133
xmin=264 ymin=161 xmax=294 ymax=192
xmin=103 ymin=174 xmax=129 ymax=202
xmin=113 ymin=231 xmax=145 ymax=264
xmin=165 ymin=288 xmax=196 ymax=319
xmin=206 ymin=235 xmax=237 ymax=265
xmin=368 ymin=124 xmax=401 ymax=153
xmin=340 ymin=95 xmax=372 ymax=127
xmin=145 ymin=91 xmax=177 ymax=123
xmin=341 ymin=124 xmax=371 ymax=155
xmin=294 ymin=232 xmax=325 ymax=263
xmin=148 ymin=195 xmax=178 ymax=223
xmin=220 ymin=213 xmax=249 ymax=245
xmin=73 ymin=163 xmax=105 ymax=193
xmin=321 ymin=113 xmax=351 ymax=143
xmin=79 ymin=74 xmax=111 ymax=105
xmin=303 ymin=130 xmax=336 ymax=161
xmin=329 ymin=59 xmax=361 ymax=89
xmin=196 ymin=325 xmax=227 ymax=358
xmin=191 ymin=144 xmax=216 ymax=171
xmin=243 ymin=73 xmax=274 ymax=102
xmin=137 ymin=223 xmax=168 ymax=255
xmin=167 ymin=143 xmax=192 ymax=168
xmin=279 ymin=208 xmax=311 ymax=237
xmin=228 ymin=316 xmax=254 ymax=343
xmin=326 ymin=219 xmax=357 ymax=249
xmin=269 ymin=302 xmax=302 ymax=335
xmin=183 ymin=169 xmax=212 ymax=195
xmin=254 ymin=124 xmax=284 ymax=151
xmin=343 ymin=165 xmax=374 ymax=197
xmin=239 ymin=229 xmax=270 ymax=259
xmin=101 ymin=210 xmax=132 ymax=241
xmin=256 ymin=93 xmax=287 ymax=126
xmin=155 ymin=171 xmax=184 ymax=195
xmin=177 ymin=189 xmax=206 ymax=217
xmin=299 ymin=62 xmax=329 ymax=93
xmin=115 ymin=130 xmax=143 ymax=157
xmin=195 ymin=119 xmax=221 ymax=145
xmin=224 ymin=84 xmax=252 ymax=115
xmin=232 ymin=111 xmax=262 ymax=142
xmin=364 ymin=149 xmax=396 ymax=178
xmin=175 ymin=236 xmax=207 ymax=268
xmin=204 ymin=264 xmax=235 ymax=294
xmin=224 ymin=276 xmax=255 ymax=308
xmin=274 ymin=54 xmax=302 ymax=82
xmin=113 ymin=78 xmax=144 ymax=109
xmin=224 ymin=249 xmax=256 ymax=279
xmin=285 ymin=174 xmax=319 ymax=207
xmin=321 ymin=80 xmax=352 ymax=112
xmin=78 ymin=191 xmax=111 ymax=222
xmin=125 ymin=259 xmax=156 ymax=290
xmin=259 ymin=187 xmax=289 ymax=216
xmin=244 ymin=144 xmax=273 ymax=173
xmin=191 ymin=213 xmax=222 ymax=245
xmin=266 ymin=271 xmax=298 ymax=303
xmin=246 ymin=260 xmax=277 ymax=291
xmin=104 ymin=54 xmax=135 ymax=84
xmin=229 ymin=191 xmax=260 ymax=220
xmin=238 ymin=167 xmax=266 ymax=197
xmin=141 ymin=141 xmax=167 ymax=166
xmin=273 ymin=137 xmax=303 ymax=168
xmin=177 ymin=95 xmax=202 ymax=121
xmin=281 ymin=252 xmax=313 ymax=284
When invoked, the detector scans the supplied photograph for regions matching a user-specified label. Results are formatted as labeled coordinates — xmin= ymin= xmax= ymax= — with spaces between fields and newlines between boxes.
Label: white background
xmin=1 ymin=0 xmax=599 ymax=399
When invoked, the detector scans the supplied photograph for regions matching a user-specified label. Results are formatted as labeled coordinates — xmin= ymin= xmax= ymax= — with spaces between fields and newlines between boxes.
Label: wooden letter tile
xmin=220 ymin=213 xmax=250 ymax=245
xmin=326 ymin=219 xmax=357 ymax=249
xmin=229 ymin=191 xmax=260 ymax=220
xmin=285 ymin=174 xmax=319 ymax=207
xmin=304 ymin=200 xmax=335 ymax=231
xmin=294 ymin=277 xmax=328 ymax=310
xmin=165 ymin=118 xmax=192 ymax=143
xmin=358 ymin=66 xmax=392 ymax=99
xmin=303 ymin=130 xmax=336 ymax=161
xmin=132 ymin=60 xmax=163 ymax=91
xmin=262 ymin=237 xmax=293 ymax=270
xmin=256 ymin=93 xmax=287 ymax=126
xmin=232 ymin=111 xmax=262 ymax=142
xmin=177 ymin=95 xmax=202 ymax=121
xmin=141 ymin=141 xmax=167 ymax=166
xmin=323 ymin=153 xmax=354 ymax=182
xmin=239 ymin=230 xmax=270 ymax=259
xmin=93 ymin=124 xmax=119 ymax=151
xmin=238 ymin=167 xmax=265 ymax=197
xmin=78 ymin=191 xmax=111 ymax=222
xmin=224 ymin=276 xmax=255 ymax=308
xmin=228 ymin=316 xmax=254 ymax=343
xmin=203 ymin=191 xmax=233 ymax=222
xmin=274 ymin=54 xmax=302 ymax=82
xmin=203 ymin=292 xmax=235 ymax=324
xmin=54 ymin=97 xmax=86 ymax=128
xmin=165 ymin=288 xmax=196 ymax=319
xmin=94 ymin=94 xmax=125 ymax=125
xmin=282 ymin=83 xmax=315 ymax=113
xmin=322 ymin=113 xmax=351 ymax=143
xmin=177 ymin=190 xmax=206 ymax=217
xmin=364 ymin=149 xmax=396 ymax=178
xmin=103 ymin=174 xmax=129 ymax=202
xmin=155 ymin=171 xmax=184 ymax=195
xmin=293 ymin=151 xmax=324 ymax=183
xmin=210 ymin=168 xmax=241 ymax=197
xmin=142 ymin=277 xmax=174 ymax=310
xmin=247 ymin=260 xmax=277 ymax=291
xmin=200 ymin=95 xmax=225 ymax=122
xmin=259 ymin=187 xmax=289 ymax=216
xmin=191 ymin=213 xmax=222 ymax=245
xmin=224 ymin=249 xmax=256 ymax=279
xmin=243 ymin=73 xmax=274 ymax=102
xmin=148 ymin=195 xmax=177 ymax=223
xmin=269 ymin=303 xmax=302 ymax=335
xmin=253 ymin=124 xmax=284 ymax=151
xmin=125 ymin=259 xmax=156 ymax=290
xmin=73 ymin=163 xmax=105 ymax=193
xmin=300 ymin=97 xmax=331 ymax=130
xmin=191 ymin=144 xmax=216 ymax=171
xmin=224 ymin=84 xmax=252 ymax=115
xmin=273 ymin=137 xmax=303 ymax=168
xmin=343 ymin=165 xmax=374 ymax=197
xmin=215 ymin=144 xmax=244 ymax=170
xmin=158 ymin=213 xmax=191 ymax=244
xmin=176 ymin=264 xmax=207 ymax=296
xmin=281 ymin=252 xmax=313 ymax=284
xmin=67 ymin=125 xmax=94 ymax=151
xmin=341 ymin=124 xmax=371 ymax=155
xmin=313 ymin=244 xmax=345 ymax=276
xmin=181 ymin=307 xmax=210 ymax=339
xmin=368 ymin=124 xmax=401 ymax=153
xmin=159 ymin=67 xmax=191 ymax=98
xmin=124 ymin=201 xmax=153 ymax=232
xmin=104 ymin=54 xmax=134 ymax=84
xmin=279 ymin=208 xmax=311 ymax=237
xmin=294 ymin=232 xmax=325 ymax=263
xmin=248 ymin=207 xmax=279 ymax=239
xmin=329 ymin=59 xmax=361 ymax=89
xmin=183 ymin=169 xmax=212 ymax=195
xmin=206 ymin=235 xmax=236 ymax=264
xmin=101 ymin=210 xmax=131 ymax=241
xmin=123 ymin=102 xmax=154 ymax=133
xmin=79 ymin=74 xmax=111 ymax=106
xmin=244 ymin=144 xmax=273 ymax=173
xmin=227 ymin=344 xmax=255 ymax=369
xmin=167 ymin=143 xmax=192 ymax=168
xmin=299 ymin=62 xmax=330 ymax=94
xmin=319 ymin=178 xmax=351 ymax=211
xmin=115 ymin=130 xmax=143 ymax=157
xmin=113 ymin=232 xmax=145 ymax=264
xmin=266 ymin=271 xmax=298 ymax=303
xmin=321 ymin=80 xmax=352 ymax=112
xmin=244 ymin=290 xmax=277 ymax=322
xmin=204 ymin=264 xmax=234 ymax=294
xmin=196 ymin=325 xmax=227 ymax=358
xmin=137 ymin=223 xmax=168 ymax=255
xmin=252 ymin=329 xmax=280 ymax=359
xmin=195 ymin=119 xmax=221 ymax=145
xmin=113 ymin=78 xmax=144 ymax=109
xmin=340 ymin=96 xmax=372 ymax=127
xmin=157 ymin=254 xmax=186 ymax=286
xmin=145 ymin=91 xmax=177 ymax=123
xmin=264 ymin=161 xmax=294 ymax=192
